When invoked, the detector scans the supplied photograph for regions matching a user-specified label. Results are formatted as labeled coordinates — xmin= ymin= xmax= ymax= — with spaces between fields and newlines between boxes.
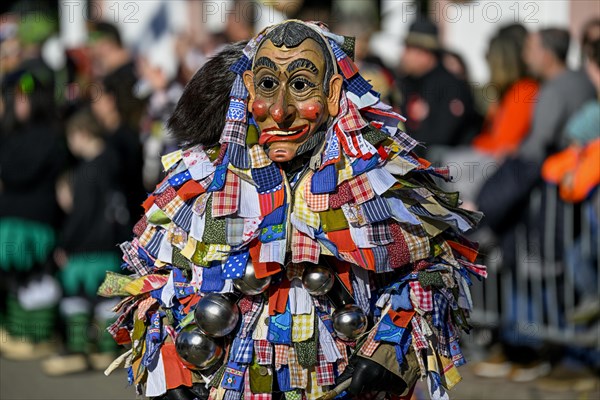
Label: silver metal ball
xmin=175 ymin=325 xmax=223 ymax=370
xmin=302 ymin=264 xmax=335 ymax=296
xmin=233 ymin=261 xmax=271 ymax=295
xmin=194 ymin=293 xmax=240 ymax=337
xmin=332 ymin=304 xmax=368 ymax=340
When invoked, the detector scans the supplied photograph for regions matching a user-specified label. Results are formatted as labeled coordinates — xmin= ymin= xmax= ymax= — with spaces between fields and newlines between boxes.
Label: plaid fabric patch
xmin=212 ymin=171 xmax=240 ymax=217
xmin=401 ymin=223 xmax=430 ymax=262
xmin=221 ymin=120 xmax=247 ymax=147
xmin=409 ymin=281 xmax=433 ymax=312
xmin=293 ymin=184 xmax=320 ymax=229
xmin=411 ymin=316 xmax=428 ymax=350
xmin=138 ymin=225 xmax=156 ymax=248
xmin=394 ymin=131 xmax=419 ymax=154
xmin=288 ymin=346 xmax=308 ymax=389
xmin=226 ymin=217 xmax=245 ymax=246
xmin=292 ymin=309 xmax=314 ymax=342
xmin=346 ymin=73 xmax=373 ymax=97
xmin=370 ymin=246 xmax=391 ymax=273
xmin=249 ymin=145 xmax=272 ymax=168
xmin=230 ymin=54 xmax=251 ymax=74
xmin=254 ymin=339 xmax=273 ymax=365
xmin=348 ymin=174 xmax=375 ymax=204
xmin=239 ymin=296 xmax=264 ymax=338
xmin=252 ymin=163 xmax=283 ymax=193
xmin=366 ymin=222 xmax=393 ymax=245
xmin=163 ymin=196 xmax=185 ymax=220
xmin=334 ymin=339 xmax=348 ymax=374
xmin=315 ymin=348 xmax=336 ymax=386
xmin=230 ymin=75 xmax=248 ymax=98
xmin=338 ymin=97 xmax=368 ymax=132
xmin=291 ymin=229 xmax=320 ymax=264
xmin=304 ymin=173 xmax=329 ymax=212
xmin=120 ymin=241 xmax=151 ymax=275
xmin=226 ymin=98 xmax=247 ymax=123
xmin=232 ymin=336 xmax=254 ymax=364
xmin=359 ymin=327 xmax=380 ymax=357
xmin=361 ymin=196 xmax=392 ymax=223
xmin=328 ymin=180 xmax=353 ymax=209
xmin=155 ymin=186 xmax=177 ymax=209
xmin=274 ymin=344 xmax=289 ymax=368
xmin=432 ymin=291 xmax=448 ymax=330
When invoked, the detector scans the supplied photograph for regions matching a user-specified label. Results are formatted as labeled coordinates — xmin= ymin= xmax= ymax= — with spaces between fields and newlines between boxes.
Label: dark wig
xmin=168 ymin=41 xmax=246 ymax=147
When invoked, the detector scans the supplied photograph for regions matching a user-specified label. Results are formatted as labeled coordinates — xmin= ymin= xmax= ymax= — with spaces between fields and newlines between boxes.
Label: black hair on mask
xmin=168 ymin=41 xmax=247 ymax=148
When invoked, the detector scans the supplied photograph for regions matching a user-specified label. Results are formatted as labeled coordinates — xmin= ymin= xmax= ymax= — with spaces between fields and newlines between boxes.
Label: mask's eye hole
xmin=259 ymin=77 xmax=278 ymax=90
xmin=290 ymin=77 xmax=315 ymax=93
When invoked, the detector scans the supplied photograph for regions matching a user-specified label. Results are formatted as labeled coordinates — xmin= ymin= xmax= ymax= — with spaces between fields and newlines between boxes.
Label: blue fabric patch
xmin=259 ymin=205 xmax=286 ymax=227
xmin=231 ymin=336 xmax=254 ymax=364
xmin=267 ymin=305 xmax=292 ymax=345
xmin=372 ymin=245 xmax=392 ymax=273
xmin=222 ymin=251 xmax=249 ymax=279
xmin=374 ymin=313 xmax=404 ymax=344
xmin=230 ymin=55 xmax=251 ymax=75
xmin=276 ymin=366 xmax=292 ymax=392
xmin=311 ymin=164 xmax=337 ymax=194
xmin=227 ymin=142 xmax=250 ymax=169
xmin=172 ymin=268 xmax=195 ymax=299
xmin=173 ymin=200 xmax=194 ymax=232
xmin=207 ymin=164 xmax=228 ymax=192
xmin=391 ymin=284 xmax=413 ymax=311
xmin=345 ymin=74 xmax=373 ymax=97
xmin=145 ymin=229 xmax=165 ymax=258
xmin=226 ymin=98 xmax=247 ymax=123
xmin=168 ymin=170 xmax=192 ymax=187
xmin=230 ymin=75 xmax=248 ymax=98
xmin=361 ymin=196 xmax=392 ymax=223
xmin=314 ymin=230 xmax=340 ymax=258
xmin=259 ymin=224 xmax=285 ymax=243
xmin=201 ymin=262 xmax=225 ymax=292
xmin=351 ymin=154 xmax=379 ymax=175
xmin=221 ymin=361 xmax=247 ymax=390
xmin=251 ymin=163 xmax=282 ymax=193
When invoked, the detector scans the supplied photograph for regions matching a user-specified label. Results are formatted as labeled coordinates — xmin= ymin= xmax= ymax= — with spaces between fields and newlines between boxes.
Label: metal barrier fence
xmin=470 ymin=184 xmax=599 ymax=348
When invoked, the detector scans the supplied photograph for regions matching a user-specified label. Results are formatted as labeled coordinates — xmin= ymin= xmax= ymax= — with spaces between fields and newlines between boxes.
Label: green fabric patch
xmin=319 ymin=208 xmax=349 ymax=232
xmin=148 ymin=209 xmax=171 ymax=225
xmin=362 ymin=126 xmax=388 ymax=146
xmin=202 ymin=196 xmax=227 ymax=245
xmin=417 ymin=270 xmax=445 ymax=288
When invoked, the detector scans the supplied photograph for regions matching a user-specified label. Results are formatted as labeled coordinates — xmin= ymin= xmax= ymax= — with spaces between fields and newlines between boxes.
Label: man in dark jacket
xmin=398 ymin=17 xmax=480 ymax=160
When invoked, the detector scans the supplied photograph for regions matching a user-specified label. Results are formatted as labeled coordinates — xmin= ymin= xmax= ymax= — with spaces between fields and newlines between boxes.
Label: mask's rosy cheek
xmin=298 ymin=100 xmax=324 ymax=122
xmin=252 ymin=99 xmax=269 ymax=120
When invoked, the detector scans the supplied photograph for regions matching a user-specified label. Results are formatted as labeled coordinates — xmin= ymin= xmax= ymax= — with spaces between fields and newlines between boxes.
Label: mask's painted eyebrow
xmin=254 ymin=57 xmax=277 ymax=70
xmin=286 ymin=58 xmax=319 ymax=75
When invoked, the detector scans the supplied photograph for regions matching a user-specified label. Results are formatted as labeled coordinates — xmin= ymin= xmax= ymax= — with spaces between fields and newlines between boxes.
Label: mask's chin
xmin=265 ymin=141 xmax=304 ymax=162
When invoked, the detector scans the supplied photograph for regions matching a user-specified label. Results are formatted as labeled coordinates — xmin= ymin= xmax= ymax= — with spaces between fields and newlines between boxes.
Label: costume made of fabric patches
xmin=99 ymin=21 xmax=487 ymax=400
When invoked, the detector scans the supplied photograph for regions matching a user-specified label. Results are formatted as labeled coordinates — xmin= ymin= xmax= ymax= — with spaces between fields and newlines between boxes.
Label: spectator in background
xmin=88 ymin=21 xmax=133 ymax=80
xmin=443 ymin=50 xmax=469 ymax=82
xmin=475 ymin=28 xmax=596 ymax=382
xmin=42 ymin=109 xmax=124 ymax=376
xmin=0 ymin=67 xmax=65 ymax=361
xmin=580 ymin=18 xmax=600 ymax=64
xmin=442 ymin=24 xmax=539 ymax=208
xmin=136 ymin=36 xmax=184 ymax=191
xmin=398 ymin=17 xmax=480 ymax=160
xmin=92 ymin=72 xmax=145 ymax=226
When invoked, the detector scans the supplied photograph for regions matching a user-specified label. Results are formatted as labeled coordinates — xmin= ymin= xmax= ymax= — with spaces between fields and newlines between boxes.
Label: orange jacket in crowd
xmin=542 ymin=138 xmax=600 ymax=203
xmin=472 ymin=78 xmax=539 ymax=157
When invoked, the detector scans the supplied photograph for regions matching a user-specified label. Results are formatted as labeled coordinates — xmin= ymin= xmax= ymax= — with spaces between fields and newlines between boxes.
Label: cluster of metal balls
xmin=175 ymin=262 xmax=368 ymax=370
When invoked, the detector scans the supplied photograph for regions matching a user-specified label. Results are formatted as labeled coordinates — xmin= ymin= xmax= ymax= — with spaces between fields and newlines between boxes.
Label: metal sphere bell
xmin=302 ymin=265 xmax=335 ymax=296
xmin=332 ymin=304 xmax=368 ymax=340
xmin=233 ymin=261 xmax=271 ymax=295
xmin=175 ymin=325 xmax=223 ymax=370
xmin=194 ymin=293 xmax=240 ymax=337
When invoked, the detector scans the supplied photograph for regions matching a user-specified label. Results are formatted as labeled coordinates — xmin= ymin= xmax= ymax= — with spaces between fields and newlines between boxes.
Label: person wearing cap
xmin=398 ymin=17 xmax=480 ymax=161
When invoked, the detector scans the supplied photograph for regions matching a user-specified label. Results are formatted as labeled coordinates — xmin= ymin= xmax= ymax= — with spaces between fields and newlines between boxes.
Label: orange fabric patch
xmin=388 ymin=309 xmax=415 ymax=328
xmin=268 ymin=278 xmax=290 ymax=316
xmin=142 ymin=195 xmax=156 ymax=213
xmin=326 ymin=229 xmax=356 ymax=252
xmin=177 ymin=179 xmax=206 ymax=201
xmin=331 ymin=259 xmax=354 ymax=295
xmin=447 ymin=240 xmax=478 ymax=263
xmin=249 ymin=240 xmax=281 ymax=279
xmin=161 ymin=342 xmax=193 ymax=390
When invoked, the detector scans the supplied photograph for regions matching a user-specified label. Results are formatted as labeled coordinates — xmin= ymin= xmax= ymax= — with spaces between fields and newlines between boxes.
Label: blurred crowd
xmin=0 ymin=0 xmax=598 ymax=390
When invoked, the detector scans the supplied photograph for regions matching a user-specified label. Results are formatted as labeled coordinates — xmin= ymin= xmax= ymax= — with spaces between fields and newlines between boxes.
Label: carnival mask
xmin=243 ymin=22 xmax=343 ymax=162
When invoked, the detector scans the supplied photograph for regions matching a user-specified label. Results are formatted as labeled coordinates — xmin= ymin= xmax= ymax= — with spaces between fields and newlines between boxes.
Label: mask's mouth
xmin=259 ymin=125 xmax=309 ymax=145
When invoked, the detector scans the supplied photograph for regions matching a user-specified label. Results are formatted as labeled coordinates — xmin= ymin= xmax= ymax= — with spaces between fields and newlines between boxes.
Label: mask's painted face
xmin=243 ymin=37 xmax=343 ymax=162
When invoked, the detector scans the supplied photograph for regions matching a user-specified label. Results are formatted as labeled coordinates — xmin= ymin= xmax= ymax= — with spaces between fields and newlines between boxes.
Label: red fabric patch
xmin=329 ymin=181 xmax=354 ymax=209
xmin=133 ymin=216 xmax=148 ymax=237
xmin=177 ymin=179 xmax=206 ymax=201
xmin=268 ymin=278 xmax=290 ymax=316
xmin=386 ymin=223 xmax=411 ymax=268
xmin=161 ymin=342 xmax=193 ymax=390
xmin=249 ymin=239 xmax=281 ymax=280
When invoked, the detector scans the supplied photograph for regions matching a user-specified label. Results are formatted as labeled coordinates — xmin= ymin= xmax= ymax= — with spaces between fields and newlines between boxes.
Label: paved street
xmin=2 ymin=355 xmax=598 ymax=400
